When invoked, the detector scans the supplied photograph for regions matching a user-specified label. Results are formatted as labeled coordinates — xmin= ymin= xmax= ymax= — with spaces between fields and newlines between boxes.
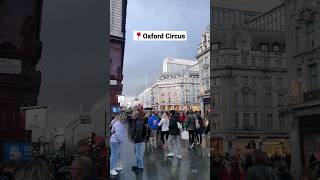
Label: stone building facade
xmin=152 ymin=70 xmax=200 ymax=111
xmin=283 ymin=0 xmax=320 ymax=177
xmin=209 ymin=0 xmax=291 ymax=156
xmin=196 ymin=28 xmax=211 ymax=117
xmin=210 ymin=27 xmax=289 ymax=155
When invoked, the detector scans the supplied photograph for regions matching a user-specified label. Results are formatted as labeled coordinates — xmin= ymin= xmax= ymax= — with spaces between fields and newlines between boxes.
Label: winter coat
xmin=185 ymin=114 xmax=196 ymax=131
xmin=131 ymin=118 xmax=145 ymax=143
xmin=110 ymin=121 xmax=125 ymax=143
xmin=169 ymin=115 xmax=180 ymax=136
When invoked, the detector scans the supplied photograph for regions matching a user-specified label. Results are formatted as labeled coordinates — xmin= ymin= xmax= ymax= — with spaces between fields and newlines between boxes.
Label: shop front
xmin=299 ymin=114 xmax=320 ymax=163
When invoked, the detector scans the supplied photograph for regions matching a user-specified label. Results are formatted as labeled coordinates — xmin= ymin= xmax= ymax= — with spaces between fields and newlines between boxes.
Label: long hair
xmin=161 ymin=112 xmax=169 ymax=120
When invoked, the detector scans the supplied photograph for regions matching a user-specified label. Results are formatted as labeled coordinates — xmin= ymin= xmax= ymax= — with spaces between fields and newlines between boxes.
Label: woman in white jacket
xmin=158 ymin=112 xmax=170 ymax=149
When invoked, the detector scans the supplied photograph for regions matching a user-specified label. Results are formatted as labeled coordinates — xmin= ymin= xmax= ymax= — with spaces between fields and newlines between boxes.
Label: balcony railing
xmin=303 ymin=89 xmax=320 ymax=102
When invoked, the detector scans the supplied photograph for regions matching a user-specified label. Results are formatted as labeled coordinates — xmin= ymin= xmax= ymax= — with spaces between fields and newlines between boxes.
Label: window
xmin=278 ymin=94 xmax=284 ymax=106
xmin=242 ymin=76 xmax=249 ymax=86
xmin=264 ymin=77 xmax=272 ymax=87
xmin=295 ymin=27 xmax=301 ymax=52
xmin=235 ymin=113 xmax=239 ymax=129
xmin=309 ymin=64 xmax=318 ymax=90
xmin=241 ymin=57 xmax=248 ymax=66
xmin=266 ymin=93 xmax=272 ymax=106
xmin=276 ymin=60 xmax=282 ymax=68
xmin=234 ymin=92 xmax=238 ymax=106
xmin=252 ymin=57 xmax=256 ymax=67
xmin=253 ymin=93 xmax=257 ymax=106
xmin=243 ymin=92 xmax=249 ymax=106
xmin=307 ymin=22 xmax=315 ymax=48
xmin=273 ymin=45 xmax=280 ymax=52
xmin=267 ymin=114 xmax=273 ymax=129
xmin=252 ymin=76 xmax=256 ymax=87
xmin=297 ymin=68 xmax=302 ymax=79
xmin=264 ymin=59 xmax=271 ymax=67
xmin=243 ymin=113 xmax=250 ymax=129
xmin=261 ymin=44 xmax=268 ymax=51
xmin=212 ymin=43 xmax=219 ymax=50
xmin=279 ymin=113 xmax=285 ymax=130
xmin=276 ymin=77 xmax=283 ymax=88
xmin=254 ymin=113 xmax=258 ymax=129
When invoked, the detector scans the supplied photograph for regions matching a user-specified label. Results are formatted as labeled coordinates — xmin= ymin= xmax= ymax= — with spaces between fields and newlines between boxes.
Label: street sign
xmin=0 ymin=58 xmax=21 ymax=74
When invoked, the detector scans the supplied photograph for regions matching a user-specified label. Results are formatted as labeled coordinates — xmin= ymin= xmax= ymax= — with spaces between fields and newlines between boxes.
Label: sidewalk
xmin=110 ymin=124 xmax=210 ymax=180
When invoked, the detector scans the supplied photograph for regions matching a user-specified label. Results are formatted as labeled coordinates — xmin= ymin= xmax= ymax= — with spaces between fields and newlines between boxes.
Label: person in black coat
xmin=131 ymin=111 xmax=145 ymax=174
xmin=166 ymin=110 xmax=183 ymax=159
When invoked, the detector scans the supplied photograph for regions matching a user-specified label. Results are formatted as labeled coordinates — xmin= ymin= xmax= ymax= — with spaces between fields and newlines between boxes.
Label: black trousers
xmin=160 ymin=131 xmax=169 ymax=144
xmin=188 ymin=130 xmax=196 ymax=145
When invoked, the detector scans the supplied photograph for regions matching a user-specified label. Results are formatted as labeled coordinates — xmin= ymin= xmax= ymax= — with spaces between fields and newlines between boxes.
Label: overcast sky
xmin=38 ymin=0 xmax=108 ymax=127
xmin=123 ymin=0 xmax=210 ymax=97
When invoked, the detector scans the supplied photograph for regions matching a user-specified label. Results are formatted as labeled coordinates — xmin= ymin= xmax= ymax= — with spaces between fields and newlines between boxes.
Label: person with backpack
xmin=185 ymin=111 xmax=197 ymax=148
xmin=166 ymin=110 xmax=183 ymax=159
xmin=131 ymin=111 xmax=145 ymax=174
xmin=148 ymin=112 xmax=160 ymax=149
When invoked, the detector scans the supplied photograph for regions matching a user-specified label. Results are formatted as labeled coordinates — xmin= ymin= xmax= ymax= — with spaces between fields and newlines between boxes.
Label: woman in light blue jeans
xmin=110 ymin=115 xmax=125 ymax=176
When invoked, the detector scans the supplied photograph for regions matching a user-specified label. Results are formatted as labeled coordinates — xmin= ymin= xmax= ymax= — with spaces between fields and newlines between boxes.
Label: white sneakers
xmin=110 ymin=167 xmax=123 ymax=176
xmin=116 ymin=167 xmax=123 ymax=171
xmin=166 ymin=152 xmax=174 ymax=157
xmin=166 ymin=152 xmax=182 ymax=159
xmin=110 ymin=169 xmax=118 ymax=176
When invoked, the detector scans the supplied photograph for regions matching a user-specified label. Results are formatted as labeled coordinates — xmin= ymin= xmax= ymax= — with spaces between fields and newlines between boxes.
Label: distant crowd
xmin=211 ymin=150 xmax=320 ymax=180
xmin=0 ymin=155 xmax=102 ymax=180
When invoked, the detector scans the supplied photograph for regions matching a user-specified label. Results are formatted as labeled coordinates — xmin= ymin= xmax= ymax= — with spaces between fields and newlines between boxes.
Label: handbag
xmin=181 ymin=130 xmax=189 ymax=140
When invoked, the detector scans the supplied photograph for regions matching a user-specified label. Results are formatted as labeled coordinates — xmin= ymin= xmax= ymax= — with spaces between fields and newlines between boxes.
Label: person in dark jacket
xmin=131 ymin=111 xmax=145 ymax=174
xmin=166 ymin=110 xmax=182 ymax=159
xmin=245 ymin=150 xmax=273 ymax=180
xmin=185 ymin=111 xmax=196 ymax=148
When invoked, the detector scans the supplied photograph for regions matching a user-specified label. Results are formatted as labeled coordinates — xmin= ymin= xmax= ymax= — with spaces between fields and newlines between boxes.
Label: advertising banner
xmin=25 ymin=107 xmax=47 ymax=142
xmin=3 ymin=142 xmax=32 ymax=160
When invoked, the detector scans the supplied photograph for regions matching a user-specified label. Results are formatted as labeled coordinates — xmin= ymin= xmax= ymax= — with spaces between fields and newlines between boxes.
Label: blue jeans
xmin=134 ymin=142 xmax=144 ymax=168
xmin=110 ymin=142 xmax=120 ymax=170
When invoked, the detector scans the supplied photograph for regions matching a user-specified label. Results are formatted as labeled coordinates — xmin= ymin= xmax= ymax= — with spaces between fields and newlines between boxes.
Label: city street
xmin=110 ymin=124 xmax=210 ymax=180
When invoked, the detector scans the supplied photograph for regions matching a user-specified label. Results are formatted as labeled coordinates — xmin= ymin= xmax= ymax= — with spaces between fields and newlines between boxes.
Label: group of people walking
xmin=109 ymin=109 xmax=210 ymax=176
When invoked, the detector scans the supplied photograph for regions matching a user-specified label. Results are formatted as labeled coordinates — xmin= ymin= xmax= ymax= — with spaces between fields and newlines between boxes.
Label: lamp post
xmin=259 ymin=138 xmax=263 ymax=150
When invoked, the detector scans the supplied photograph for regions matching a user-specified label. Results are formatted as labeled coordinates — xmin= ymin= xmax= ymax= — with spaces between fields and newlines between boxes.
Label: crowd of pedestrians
xmin=210 ymin=150 xmax=320 ymax=180
xmin=0 ymin=155 xmax=102 ymax=180
xmin=109 ymin=108 xmax=211 ymax=177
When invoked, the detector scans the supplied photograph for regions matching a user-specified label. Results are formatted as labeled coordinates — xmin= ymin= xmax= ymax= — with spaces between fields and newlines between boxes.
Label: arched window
xmin=272 ymin=42 xmax=281 ymax=52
